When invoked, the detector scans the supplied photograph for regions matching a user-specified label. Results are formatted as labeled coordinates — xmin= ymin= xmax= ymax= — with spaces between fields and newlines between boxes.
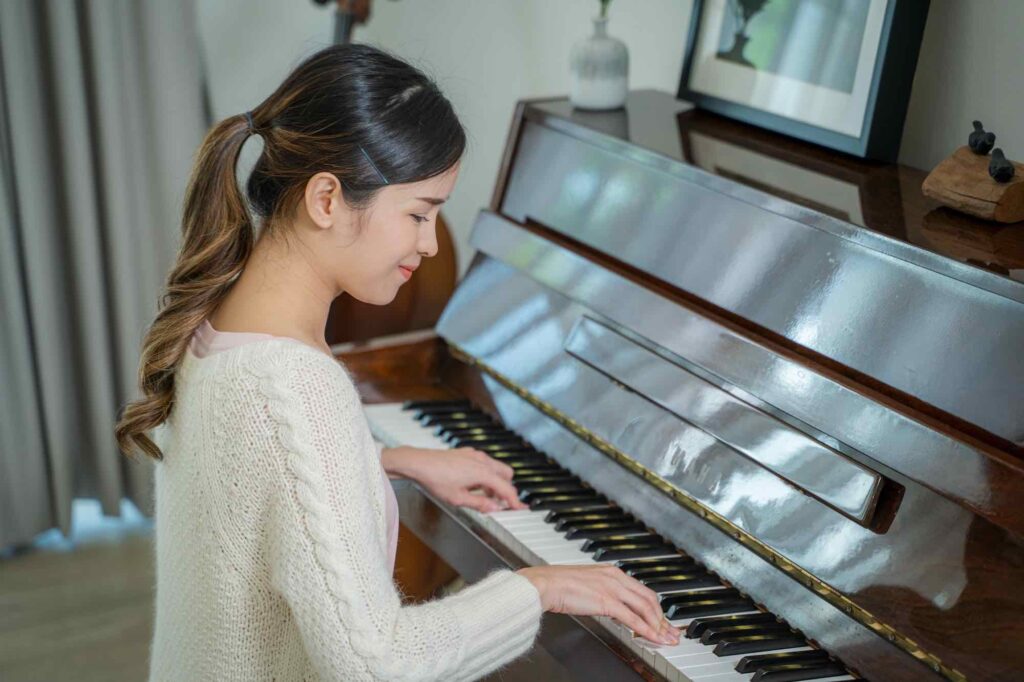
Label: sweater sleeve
xmin=257 ymin=348 xmax=543 ymax=682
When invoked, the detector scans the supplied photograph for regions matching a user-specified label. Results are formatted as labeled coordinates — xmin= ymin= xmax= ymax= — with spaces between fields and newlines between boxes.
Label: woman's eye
xmin=412 ymin=214 xmax=429 ymax=224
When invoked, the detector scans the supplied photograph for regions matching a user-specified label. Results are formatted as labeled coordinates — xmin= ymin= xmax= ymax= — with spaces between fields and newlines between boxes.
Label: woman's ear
xmin=303 ymin=172 xmax=344 ymax=230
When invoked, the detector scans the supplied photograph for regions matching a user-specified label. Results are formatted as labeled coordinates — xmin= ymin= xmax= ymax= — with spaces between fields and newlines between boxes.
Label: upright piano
xmin=337 ymin=90 xmax=1024 ymax=682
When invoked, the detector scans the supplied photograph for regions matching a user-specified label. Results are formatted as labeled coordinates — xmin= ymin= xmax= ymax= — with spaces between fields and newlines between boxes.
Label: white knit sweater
xmin=148 ymin=339 xmax=543 ymax=681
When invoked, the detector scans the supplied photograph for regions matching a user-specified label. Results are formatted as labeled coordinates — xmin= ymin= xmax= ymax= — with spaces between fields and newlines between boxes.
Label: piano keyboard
xmin=365 ymin=399 xmax=860 ymax=682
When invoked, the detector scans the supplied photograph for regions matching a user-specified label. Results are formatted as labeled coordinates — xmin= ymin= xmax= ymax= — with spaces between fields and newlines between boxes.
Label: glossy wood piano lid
xmin=524 ymin=89 xmax=1024 ymax=293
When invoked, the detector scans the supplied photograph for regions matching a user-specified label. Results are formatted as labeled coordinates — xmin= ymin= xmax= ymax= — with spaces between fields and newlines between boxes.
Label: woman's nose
xmin=418 ymin=224 xmax=439 ymax=258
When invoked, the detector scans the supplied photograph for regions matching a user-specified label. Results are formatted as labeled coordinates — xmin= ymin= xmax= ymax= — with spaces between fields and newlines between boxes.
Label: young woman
xmin=115 ymin=43 xmax=680 ymax=681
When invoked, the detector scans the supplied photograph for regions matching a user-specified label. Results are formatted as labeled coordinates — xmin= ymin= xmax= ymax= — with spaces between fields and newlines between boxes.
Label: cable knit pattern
xmin=148 ymin=339 xmax=542 ymax=681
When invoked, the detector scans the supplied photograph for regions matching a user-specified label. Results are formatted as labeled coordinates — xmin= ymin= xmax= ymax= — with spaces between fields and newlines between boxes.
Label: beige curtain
xmin=0 ymin=0 xmax=209 ymax=548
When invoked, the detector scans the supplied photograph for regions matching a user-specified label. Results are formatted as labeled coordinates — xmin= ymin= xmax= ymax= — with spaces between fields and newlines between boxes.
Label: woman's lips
xmin=398 ymin=265 xmax=413 ymax=280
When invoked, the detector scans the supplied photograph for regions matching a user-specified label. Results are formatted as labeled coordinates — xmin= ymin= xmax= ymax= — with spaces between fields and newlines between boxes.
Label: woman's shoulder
xmin=244 ymin=339 xmax=364 ymax=413
xmin=183 ymin=337 xmax=350 ymax=381
xmin=179 ymin=337 xmax=362 ymax=412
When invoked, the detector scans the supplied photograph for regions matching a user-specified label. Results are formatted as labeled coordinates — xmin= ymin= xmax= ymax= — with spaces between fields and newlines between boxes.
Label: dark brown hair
xmin=115 ymin=43 xmax=466 ymax=461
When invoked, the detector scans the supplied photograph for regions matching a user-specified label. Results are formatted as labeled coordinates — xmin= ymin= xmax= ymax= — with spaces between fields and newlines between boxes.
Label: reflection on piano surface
xmin=337 ymin=90 xmax=1024 ymax=681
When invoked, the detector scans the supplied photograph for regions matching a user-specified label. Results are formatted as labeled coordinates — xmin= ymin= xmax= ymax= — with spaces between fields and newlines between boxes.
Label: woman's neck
xmin=209 ymin=229 xmax=338 ymax=356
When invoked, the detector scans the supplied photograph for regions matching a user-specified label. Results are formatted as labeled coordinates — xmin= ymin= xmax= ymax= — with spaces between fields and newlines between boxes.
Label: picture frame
xmin=677 ymin=0 xmax=931 ymax=162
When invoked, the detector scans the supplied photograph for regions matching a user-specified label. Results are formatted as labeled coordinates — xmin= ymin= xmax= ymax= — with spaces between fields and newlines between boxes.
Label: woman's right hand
xmin=517 ymin=564 xmax=681 ymax=645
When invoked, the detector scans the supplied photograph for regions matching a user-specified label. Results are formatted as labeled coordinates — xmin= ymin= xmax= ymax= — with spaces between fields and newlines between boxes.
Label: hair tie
xmin=359 ymin=145 xmax=389 ymax=185
xmin=244 ymin=111 xmax=255 ymax=136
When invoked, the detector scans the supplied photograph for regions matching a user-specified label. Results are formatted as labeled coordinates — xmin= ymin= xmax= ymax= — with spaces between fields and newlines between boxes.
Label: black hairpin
xmin=359 ymin=145 xmax=389 ymax=185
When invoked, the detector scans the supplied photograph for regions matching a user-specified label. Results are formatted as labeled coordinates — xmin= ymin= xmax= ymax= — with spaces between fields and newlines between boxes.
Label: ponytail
xmin=115 ymin=113 xmax=255 ymax=460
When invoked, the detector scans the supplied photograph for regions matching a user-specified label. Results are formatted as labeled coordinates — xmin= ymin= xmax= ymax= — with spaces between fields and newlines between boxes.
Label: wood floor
xmin=0 ymin=532 xmax=155 ymax=681
xmin=0 ymin=512 xmax=572 ymax=681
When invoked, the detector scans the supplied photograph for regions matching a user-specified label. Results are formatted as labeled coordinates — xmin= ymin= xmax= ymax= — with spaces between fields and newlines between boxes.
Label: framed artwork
xmin=677 ymin=0 xmax=931 ymax=161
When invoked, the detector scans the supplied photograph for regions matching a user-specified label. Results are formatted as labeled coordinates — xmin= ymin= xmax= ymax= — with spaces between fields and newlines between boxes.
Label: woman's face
xmin=304 ymin=160 xmax=460 ymax=305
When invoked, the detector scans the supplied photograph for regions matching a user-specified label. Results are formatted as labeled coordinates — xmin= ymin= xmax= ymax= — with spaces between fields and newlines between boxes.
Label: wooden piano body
xmin=336 ymin=90 xmax=1024 ymax=682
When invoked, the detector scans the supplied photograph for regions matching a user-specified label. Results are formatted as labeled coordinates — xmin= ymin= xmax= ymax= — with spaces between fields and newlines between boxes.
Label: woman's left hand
xmin=381 ymin=446 xmax=529 ymax=513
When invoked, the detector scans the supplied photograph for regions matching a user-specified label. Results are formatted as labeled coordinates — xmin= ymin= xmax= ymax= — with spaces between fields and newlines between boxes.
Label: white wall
xmin=197 ymin=0 xmax=691 ymax=274
xmin=197 ymin=0 xmax=1024 ymax=274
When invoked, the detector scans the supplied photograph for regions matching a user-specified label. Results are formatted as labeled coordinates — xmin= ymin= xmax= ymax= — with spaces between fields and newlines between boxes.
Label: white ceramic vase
xmin=569 ymin=15 xmax=629 ymax=110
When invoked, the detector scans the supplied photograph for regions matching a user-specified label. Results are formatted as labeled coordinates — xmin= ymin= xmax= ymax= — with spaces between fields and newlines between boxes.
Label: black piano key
xmin=662 ymin=588 xmax=754 ymax=620
xmin=488 ymin=448 xmax=542 ymax=459
xmin=552 ymin=507 xmax=622 ymax=522
xmin=444 ymin=425 xmax=516 ymax=440
xmin=637 ymin=568 xmax=709 ymax=584
xmin=662 ymin=587 xmax=742 ymax=606
xmin=433 ymin=419 xmax=494 ymax=433
xmin=617 ymin=557 xmax=696 ymax=576
xmin=441 ymin=422 xmax=505 ymax=431
xmin=513 ymin=473 xmax=580 ymax=486
xmin=544 ymin=501 xmax=622 ymax=522
xmin=665 ymin=599 xmax=756 ymax=621
xmin=581 ymin=534 xmax=662 ymax=552
xmin=424 ymin=409 xmax=490 ymax=421
xmin=629 ymin=561 xmax=702 ymax=581
xmin=564 ymin=521 xmax=646 ymax=539
xmin=444 ymin=430 xmax=516 ymax=440
xmin=413 ymin=403 xmax=486 ymax=416
xmin=509 ymin=463 xmax=563 ymax=473
xmin=751 ymin=662 xmax=849 ymax=682
xmin=447 ymin=432 xmax=521 ymax=445
xmin=501 ymin=454 xmax=551 ymax=464
xmin=569 ymin=522 xmax=647 ymax=540
xmin=735 ymin=650 xmax=832 ymax=674
xmin=418 ymin=410 xmax=491 ymax=423
xmin=425 ymin=414 xmax=493 ymax=428
xmin=518 ymin=481 xmax=588 ymax=494
xmin=490 ymin=454 xmax=550 ymax=466
xmin=554 ymin=514 xmax=634 ymax=532
xmin=520 ymin=485 xmax=591 ymax=503
xmin=402 ymin=398 xmax=471 ymax=411
xmin=465 ymin=443 xmax=534 ymax=454
xmin=687 ymin=612 xmax=778 ymax=639
xmin=644 ymin=574 xmax=720 ymax=593
xmin=593 ymin=544 xmax=678 ymax=561
xmin=713 ymin=633 xmax=808 ymax=656
xmin=529 ymin=493 xmax=608 ymax=510
xmin=452 ymin=438 xmax=529 ymax=450
xmin=700 ymin=623 xmax=795 ymax=645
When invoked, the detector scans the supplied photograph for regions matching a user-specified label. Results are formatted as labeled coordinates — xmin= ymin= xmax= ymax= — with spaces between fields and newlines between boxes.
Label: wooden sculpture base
xmin=922 ymin=146 xmax=1024 ymax=223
